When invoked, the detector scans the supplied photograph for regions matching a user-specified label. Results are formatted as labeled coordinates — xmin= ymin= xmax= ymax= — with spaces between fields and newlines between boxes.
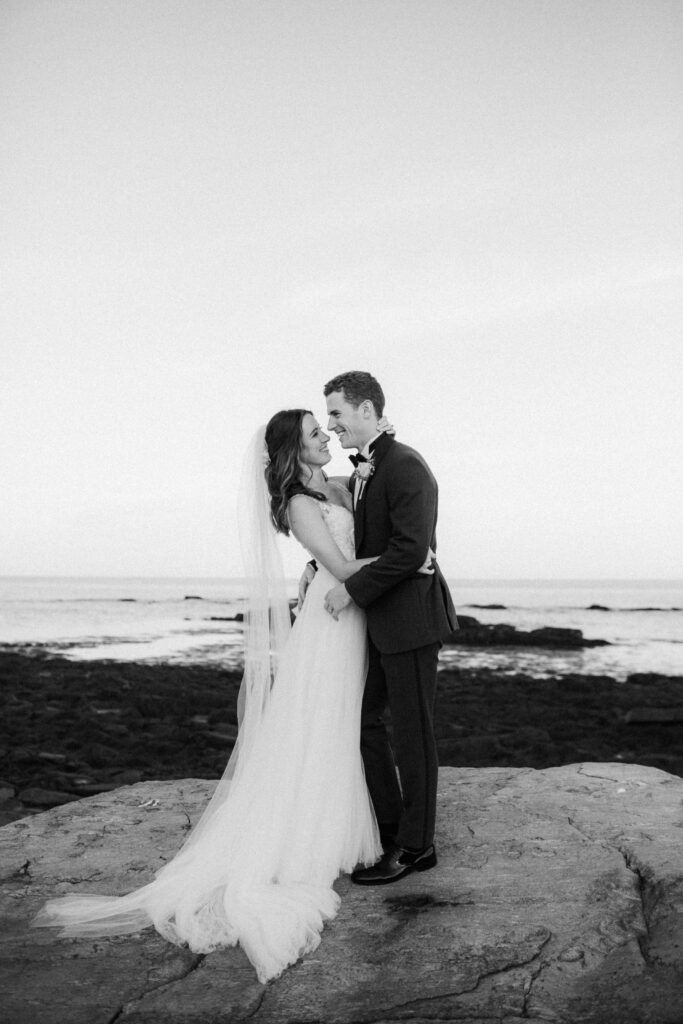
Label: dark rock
xmin=632 ymin=606 xmax=682 ymax=612
xmin=444 ymin=616 xmax=609 ymax=649
xmin=466 ymin=603 xmax=508 ymax=609
xmin=203 ymin=730 xmax=238 ymax=747
xmin=80 ymin=743 xmax=118 ymax=768
xmin=94 ymin=720 xmax=130 ymax=737
xmin=71 ymin=782 xmax=125 ymax=795
xmin=452 ymin=614 xmax=480 ymax=630
xmin=36 ymin=752 xmax=67 ymax=764
xmin=4 ymin=651 xmax=683 ymax=818
xmin=588 ymin=603 xmax=611 ymax=610
xmin=514 ymin=725 xmax=552 ymax=745
xmin=624 ymin=707 xmax=683 ymax=725
xmin=627 ymin=672 xmax=683 ymax=685
xmin=203 ymin=721 xmax=233 ymax=733
xmin=10 ymin=748 xmax=40 ymax=766
xmin=637 ymin=752 xmax=683 ymax=769
xmin=0 ymin=797 xmax=31 ymax=826
xmin=442 ymin=735 xmax=504 ymax=762
xmin=527 ymin=626 xmax=608 ymax=648
xmin=17 ymin=788 xmax=80 ymax=808
xmin=109 ymin=769 xmax=144 ymax=784
xmin=65 ymin=776 xmax=94 ymax=787
xmin=0 ymin=782 xmax=16 ymax=803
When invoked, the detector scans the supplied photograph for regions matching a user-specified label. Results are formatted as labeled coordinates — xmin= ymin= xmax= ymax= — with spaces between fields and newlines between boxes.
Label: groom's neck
xmin=357 ymin=429 xmax=381 ymax=455
xmin=354 ymin=420 xmax=380 ymax=451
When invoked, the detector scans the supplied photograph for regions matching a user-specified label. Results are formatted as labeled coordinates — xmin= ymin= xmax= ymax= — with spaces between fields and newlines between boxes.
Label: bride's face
xmin=299 ymin=414 xmax=331 ymax=470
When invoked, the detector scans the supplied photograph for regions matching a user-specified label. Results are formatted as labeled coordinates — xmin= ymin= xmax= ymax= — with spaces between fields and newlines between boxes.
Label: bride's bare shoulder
xmin=287 ymin=493 xmax=325 ymax=515
xmin=286 ymin=494 xmax=326 ymax=539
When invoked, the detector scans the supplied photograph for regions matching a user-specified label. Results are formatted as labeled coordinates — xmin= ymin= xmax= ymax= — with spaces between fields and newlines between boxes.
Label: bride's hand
xmin=296 ymin=561 xmax=317 ymax=610
xmin=378 ymin=415 xmax=396 ymax=436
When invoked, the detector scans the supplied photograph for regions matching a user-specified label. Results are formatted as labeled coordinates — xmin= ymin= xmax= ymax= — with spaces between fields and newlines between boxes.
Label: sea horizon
xmin=1 ymin=575 xmax=682 ymax=681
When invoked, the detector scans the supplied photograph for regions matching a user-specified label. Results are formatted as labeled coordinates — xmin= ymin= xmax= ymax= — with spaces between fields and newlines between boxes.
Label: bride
xmin=34 ymin=409 xmax=396 ymax=983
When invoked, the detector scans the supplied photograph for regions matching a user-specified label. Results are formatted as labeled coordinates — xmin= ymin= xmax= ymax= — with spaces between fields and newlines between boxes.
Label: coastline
xmin=2 ymin=649 xmax=683 ymax=825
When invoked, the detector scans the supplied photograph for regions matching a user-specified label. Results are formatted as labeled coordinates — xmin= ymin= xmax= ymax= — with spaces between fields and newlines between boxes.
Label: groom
xmin=322 ymin=371 xmax=457 ymax=885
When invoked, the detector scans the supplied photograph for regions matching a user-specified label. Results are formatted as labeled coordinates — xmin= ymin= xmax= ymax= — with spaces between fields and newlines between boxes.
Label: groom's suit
xmin=345 ymin=432 xmax=457 ymax=851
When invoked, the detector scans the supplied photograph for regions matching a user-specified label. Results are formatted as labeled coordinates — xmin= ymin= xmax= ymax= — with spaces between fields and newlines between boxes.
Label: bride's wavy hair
xmin=265 ymin=409 xmax=326 ymax=535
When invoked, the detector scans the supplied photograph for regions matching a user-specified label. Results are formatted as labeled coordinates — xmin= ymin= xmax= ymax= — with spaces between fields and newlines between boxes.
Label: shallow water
xmin=1 ymin=577 xmax=681 ymax=680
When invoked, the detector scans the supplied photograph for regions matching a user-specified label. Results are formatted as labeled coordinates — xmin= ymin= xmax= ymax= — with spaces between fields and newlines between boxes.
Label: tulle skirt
xmin=33 ymin=565 xmax=380 ymax=983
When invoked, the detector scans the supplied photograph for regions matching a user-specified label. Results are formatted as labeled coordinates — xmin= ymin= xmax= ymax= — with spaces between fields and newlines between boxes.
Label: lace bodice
xmin=320 ymin=502 xmax=355 ymax=560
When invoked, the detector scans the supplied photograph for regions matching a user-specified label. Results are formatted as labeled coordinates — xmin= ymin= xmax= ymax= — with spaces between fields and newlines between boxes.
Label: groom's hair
xmin=323 ymin=371 xmax=385 ymax=418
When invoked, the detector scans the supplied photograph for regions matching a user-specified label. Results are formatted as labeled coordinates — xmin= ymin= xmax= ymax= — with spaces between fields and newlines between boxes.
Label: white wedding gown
xmin=34 ymin=503 xmax=381 ymax=983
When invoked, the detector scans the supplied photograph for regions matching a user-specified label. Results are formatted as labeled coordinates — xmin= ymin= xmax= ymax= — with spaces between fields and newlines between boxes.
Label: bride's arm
xmin=287 ymin=496 xmax=375 ymax=581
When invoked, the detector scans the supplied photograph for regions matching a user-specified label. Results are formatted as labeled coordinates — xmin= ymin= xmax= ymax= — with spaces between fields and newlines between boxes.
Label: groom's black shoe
xmin=351 ymin=844 xmax=437 ymax=886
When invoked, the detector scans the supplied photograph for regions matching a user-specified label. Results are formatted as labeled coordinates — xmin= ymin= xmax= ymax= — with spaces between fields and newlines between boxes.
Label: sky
xmin=1 ymin=0 xmax=681 ymax=580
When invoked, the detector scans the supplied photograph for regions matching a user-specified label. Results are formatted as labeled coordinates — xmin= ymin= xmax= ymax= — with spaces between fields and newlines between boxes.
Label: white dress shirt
xmin=352 ymin=432 xmax=382 ymax=508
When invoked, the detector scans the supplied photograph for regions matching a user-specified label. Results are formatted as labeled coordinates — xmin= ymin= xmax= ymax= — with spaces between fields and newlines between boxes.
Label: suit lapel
xmin=368 ymin=431 xmax=393 ymax=469
xmin=353 ymin=433 xmax=394 ymax=553
xmin=353 ymin=478 xmax=366 ymax=550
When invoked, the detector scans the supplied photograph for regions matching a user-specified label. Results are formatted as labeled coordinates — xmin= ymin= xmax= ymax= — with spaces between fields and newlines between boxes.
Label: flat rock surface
xmin=2 ymin=764 xmax=683 ymax=1024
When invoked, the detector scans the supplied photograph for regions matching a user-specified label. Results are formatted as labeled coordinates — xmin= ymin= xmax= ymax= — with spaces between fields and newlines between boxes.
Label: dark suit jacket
xmin=344 ymin=433 xmax=458 ymax=654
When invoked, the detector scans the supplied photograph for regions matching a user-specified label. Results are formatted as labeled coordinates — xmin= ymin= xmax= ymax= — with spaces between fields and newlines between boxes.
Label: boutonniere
xmin=354 ymin=459 xmax=375 ymax=481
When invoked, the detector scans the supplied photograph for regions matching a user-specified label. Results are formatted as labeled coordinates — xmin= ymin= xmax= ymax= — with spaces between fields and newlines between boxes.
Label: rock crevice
xmin=108 ymin=952 xmax=207 ymax=1024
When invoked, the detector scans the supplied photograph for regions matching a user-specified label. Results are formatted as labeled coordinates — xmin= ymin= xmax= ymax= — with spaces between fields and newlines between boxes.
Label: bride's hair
xmin=265 ymin=409 xmax=325 ymax=535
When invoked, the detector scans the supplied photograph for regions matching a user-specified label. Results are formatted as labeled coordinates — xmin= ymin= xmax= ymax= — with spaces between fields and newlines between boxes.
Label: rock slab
xmin=2 ymin=764 xmax=683 ymax=1023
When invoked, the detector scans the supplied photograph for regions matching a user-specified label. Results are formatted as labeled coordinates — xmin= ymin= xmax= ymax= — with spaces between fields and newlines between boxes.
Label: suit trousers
xmin=360 ymin=637 xmax=441 ymax=851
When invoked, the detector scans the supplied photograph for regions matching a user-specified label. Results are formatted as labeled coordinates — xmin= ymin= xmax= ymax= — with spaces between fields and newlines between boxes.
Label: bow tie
xmin=349 ymin=453 xmax=369 ymax=468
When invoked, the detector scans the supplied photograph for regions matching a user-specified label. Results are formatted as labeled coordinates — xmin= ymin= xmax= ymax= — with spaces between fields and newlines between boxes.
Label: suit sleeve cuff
xmin=344 ymin=572 xmax=369 ymax=608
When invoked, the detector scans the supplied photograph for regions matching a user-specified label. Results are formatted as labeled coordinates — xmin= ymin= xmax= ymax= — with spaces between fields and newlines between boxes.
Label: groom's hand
xmin=324 ymin=583 xmax=352 ymax=620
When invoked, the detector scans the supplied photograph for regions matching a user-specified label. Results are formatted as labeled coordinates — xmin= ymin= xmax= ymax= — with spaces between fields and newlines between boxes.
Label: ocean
xmin=0 ymin=577 xmax=682 ymax=681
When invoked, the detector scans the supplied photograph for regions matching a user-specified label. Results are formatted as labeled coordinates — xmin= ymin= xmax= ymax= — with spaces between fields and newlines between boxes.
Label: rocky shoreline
xmin=4 ymin=765 xmax=683 ymax=1023
xmin=2 ymin=648 xmax=683 ymax=826
xmin=447 ymin=613 xmax=609 ymax=647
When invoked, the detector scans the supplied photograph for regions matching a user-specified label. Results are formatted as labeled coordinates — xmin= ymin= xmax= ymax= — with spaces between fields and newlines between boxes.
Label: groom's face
xmin=325 ymin=390 xmax=372 ymax=450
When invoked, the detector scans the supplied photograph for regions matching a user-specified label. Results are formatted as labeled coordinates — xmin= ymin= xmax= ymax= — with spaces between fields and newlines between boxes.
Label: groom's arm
xmin=344 ymin=453 xmax=436 ymax=609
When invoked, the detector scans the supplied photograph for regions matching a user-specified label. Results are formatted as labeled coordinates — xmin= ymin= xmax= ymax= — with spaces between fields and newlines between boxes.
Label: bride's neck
xmin=301 ymin=466 xmax=327 ymax=491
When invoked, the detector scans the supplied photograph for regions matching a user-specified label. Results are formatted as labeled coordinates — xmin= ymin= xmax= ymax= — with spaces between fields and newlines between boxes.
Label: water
xmin=0 ymin=577 xmax=682 ymax=680
xmin=0 ymin=577 xmax=248 ymax=670
xmin=440 ymin=579 xmax=683 ymax=679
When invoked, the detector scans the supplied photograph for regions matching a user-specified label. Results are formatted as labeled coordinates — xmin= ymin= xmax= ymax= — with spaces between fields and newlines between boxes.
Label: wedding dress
xmin=34 ymin=501 xmax=381 ymax=983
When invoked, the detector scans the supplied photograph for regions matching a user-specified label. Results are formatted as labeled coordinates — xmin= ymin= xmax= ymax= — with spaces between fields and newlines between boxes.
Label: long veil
xmin=181 ymin=425 xmax=292 ymax=849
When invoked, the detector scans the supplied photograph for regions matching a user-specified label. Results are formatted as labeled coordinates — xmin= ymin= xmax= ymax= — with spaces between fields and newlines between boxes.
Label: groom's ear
xmin=360 ymin=400 xmax=375 ymax=419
